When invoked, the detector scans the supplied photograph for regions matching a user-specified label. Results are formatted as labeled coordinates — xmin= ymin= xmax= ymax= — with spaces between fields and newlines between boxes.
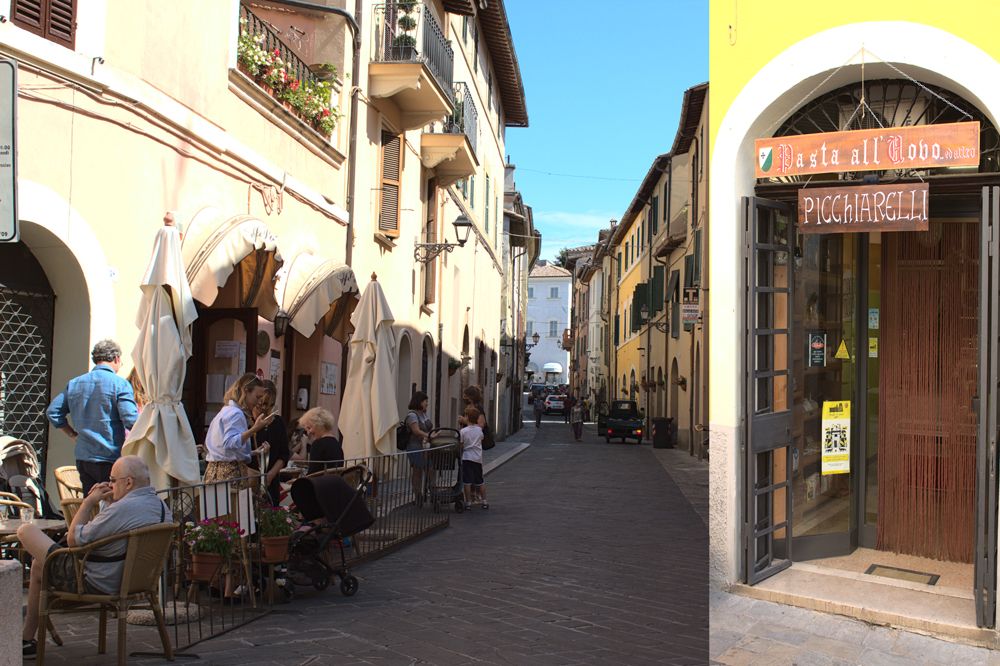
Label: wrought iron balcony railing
xmin=373 ymin=1 xmax=455 ymax=103
xmin=439 ymin=82 xmax=478 ymax=154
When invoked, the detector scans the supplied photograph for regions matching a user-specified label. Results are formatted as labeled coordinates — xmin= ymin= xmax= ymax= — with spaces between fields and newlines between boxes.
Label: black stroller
xmin=283 ymin=467 xmax=375 ymax=598
xmin=425 ymin=428 xmax=465 ymax=513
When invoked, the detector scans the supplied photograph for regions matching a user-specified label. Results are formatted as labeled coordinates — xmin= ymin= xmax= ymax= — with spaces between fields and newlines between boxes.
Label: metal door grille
xmin=0 ymin=285 xmax=54 ymax=476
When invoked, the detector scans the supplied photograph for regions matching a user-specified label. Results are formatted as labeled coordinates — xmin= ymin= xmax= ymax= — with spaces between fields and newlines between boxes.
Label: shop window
xmin=12 ymin=0 xmax=76 ymax=49
xmin=378 ymin=129 xmax=402 ymax=237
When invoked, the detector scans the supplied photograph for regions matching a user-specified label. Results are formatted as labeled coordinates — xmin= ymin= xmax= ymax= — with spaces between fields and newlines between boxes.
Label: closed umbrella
xmin=123 ymin=214 xmax=200 ymax=488
xmin=339 ymin=274 xmax=397 ymax=459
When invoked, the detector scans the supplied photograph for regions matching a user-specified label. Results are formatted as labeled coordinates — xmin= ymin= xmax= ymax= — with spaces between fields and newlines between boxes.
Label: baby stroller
xmin=284 ymin=467 xmax=375 ymax=598
xmin=425 ymin=428 xmax=465 ymax=514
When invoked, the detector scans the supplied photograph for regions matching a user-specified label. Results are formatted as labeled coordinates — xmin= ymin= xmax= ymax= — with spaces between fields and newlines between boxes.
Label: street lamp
xmin=640 ymin=303 xmax=669 ymax=333
xmin=413 ymin=214 xmax=474 ymax=263
xmin=525 ymin=332 xmax=540 ymax=349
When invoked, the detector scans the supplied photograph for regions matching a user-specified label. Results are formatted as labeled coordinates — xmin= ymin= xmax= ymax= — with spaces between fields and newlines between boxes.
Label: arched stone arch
xmin=396 ymin=331 xmax=412 ymax=414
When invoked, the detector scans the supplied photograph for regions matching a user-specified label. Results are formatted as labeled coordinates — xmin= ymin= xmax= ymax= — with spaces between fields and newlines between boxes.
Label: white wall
xmin=527 ymin=274 xmax=571 ymax=384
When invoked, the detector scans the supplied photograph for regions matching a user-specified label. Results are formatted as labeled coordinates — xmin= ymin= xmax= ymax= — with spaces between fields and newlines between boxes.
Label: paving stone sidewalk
xmin=67 ymin=413 xmax=700 ymax=666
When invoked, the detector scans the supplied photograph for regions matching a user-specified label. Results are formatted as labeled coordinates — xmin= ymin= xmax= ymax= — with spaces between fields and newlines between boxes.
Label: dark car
xmin=527 ymin=383 xmax=546 ymax=404
xmin=605 ymin=400 xmax=644 ymax=444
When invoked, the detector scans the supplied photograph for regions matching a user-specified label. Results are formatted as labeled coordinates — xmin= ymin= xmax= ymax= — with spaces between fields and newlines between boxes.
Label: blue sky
xmin=504 ymin=1 xmax=708 ymax=262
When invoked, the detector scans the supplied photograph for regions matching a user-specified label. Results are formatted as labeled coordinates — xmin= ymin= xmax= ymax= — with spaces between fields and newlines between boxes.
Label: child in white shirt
xmin=460 ymin=405 xmax=488 ymax=510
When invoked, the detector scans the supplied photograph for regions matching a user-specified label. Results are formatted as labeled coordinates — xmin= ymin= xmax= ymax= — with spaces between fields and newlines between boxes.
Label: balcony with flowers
xmin=233 ymin=4 xmax=343 ymax=161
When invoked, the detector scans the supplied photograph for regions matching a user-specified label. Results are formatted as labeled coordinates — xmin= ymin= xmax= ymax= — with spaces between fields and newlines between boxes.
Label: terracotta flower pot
xmin=261 ymin=536 xmax=290 ymax=563
xmin=190 ymin=552 xmax=224 ymax=582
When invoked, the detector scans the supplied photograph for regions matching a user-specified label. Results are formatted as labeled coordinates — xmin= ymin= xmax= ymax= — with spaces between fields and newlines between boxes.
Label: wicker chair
xmin=53 ymin=466 xmax=83 ymax=500
xmin=37 ymin=522 xmax=179 ymax=665
xmin=0 ymin=492 xmax=33 ymax=517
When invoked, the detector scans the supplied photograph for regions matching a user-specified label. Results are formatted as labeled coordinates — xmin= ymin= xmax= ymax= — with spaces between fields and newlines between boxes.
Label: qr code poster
xmin=821 ymin=400 xmax=850 ymax=476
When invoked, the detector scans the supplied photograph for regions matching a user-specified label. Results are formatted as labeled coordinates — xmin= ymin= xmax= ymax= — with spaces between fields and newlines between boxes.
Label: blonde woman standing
xmin=204 ymin=373 xmax=274 ymax=488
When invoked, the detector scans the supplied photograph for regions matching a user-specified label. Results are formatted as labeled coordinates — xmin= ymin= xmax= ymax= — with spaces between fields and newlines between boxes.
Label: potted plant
xmin=448 ymin=358 xmax=463 ymax=376
xmin=185 ymin=518 xmax=244 ymax=581
xmin=390 ymin=1 xmax=418 ymax=60
xmin=309 ymin=62 xmax=339 ymax=82
xmin=258 ymin=505 xmax=296 ymax=562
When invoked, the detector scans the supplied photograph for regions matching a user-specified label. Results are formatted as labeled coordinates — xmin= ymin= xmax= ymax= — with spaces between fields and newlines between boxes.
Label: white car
xmin=544 ymin=394 xmax=566 ymax=415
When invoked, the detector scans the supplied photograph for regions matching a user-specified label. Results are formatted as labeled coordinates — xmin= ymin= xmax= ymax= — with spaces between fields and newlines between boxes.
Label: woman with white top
xmin=204 ymin=373 xmax=274 ymax=489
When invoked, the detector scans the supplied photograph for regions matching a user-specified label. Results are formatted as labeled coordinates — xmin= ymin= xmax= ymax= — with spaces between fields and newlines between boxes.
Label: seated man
xmin=17 ymin=455 xmax=172 ymax=658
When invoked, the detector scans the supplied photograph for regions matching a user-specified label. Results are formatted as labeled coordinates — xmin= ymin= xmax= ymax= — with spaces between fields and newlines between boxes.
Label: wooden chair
xmin=54 ymin=466 xmax=83 ymax=500
xmin=58 ymin=497 xmax=97 ymax=524
xmin=0 ymin=493 xmax=33 ymax=518
xmin=37 ymin=522 xmax=179 ymax=665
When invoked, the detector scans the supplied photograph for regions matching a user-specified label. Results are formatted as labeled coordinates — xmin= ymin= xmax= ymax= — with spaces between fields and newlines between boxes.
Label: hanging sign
xmin=0 ymin=59 xmax=17 ymax=243
xmin=798 ymin=183 xmax=928 ymax=233
xmin=755 ymin=121 xmax=980 ymax=178
xmin=821 ymin=400 xmax=851 ymax=475
xmin=682 ymin=287 xmax=699 ymax=324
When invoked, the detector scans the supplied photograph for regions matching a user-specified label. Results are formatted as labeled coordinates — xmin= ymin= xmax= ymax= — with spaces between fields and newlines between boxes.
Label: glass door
xmin=789 ymin=233 xmax=859 ymax=559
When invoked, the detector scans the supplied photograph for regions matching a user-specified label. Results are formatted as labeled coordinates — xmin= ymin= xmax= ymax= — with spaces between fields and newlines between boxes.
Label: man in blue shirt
xmin=46 ymin=339 xmax=139 ymax=495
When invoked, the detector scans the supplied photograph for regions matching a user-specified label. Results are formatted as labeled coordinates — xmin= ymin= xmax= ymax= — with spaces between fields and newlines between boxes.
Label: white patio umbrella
xmin=123 ymin=213 xmax=200 ymax=488
xmin=339 ymin=274 xmax=398 ymax=459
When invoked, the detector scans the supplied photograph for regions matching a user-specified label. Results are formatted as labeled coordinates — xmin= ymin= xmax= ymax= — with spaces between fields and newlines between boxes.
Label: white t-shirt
xmin=460 ymin=424 xmax=484 ymax=463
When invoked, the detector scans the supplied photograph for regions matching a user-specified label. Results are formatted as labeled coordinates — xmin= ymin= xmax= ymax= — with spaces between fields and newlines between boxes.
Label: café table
xmin=0 ymin=518 xmax=67 ymax=536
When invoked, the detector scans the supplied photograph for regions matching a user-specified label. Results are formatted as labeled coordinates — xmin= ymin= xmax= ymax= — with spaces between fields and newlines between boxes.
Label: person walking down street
xmin=46 ymin=339 xmax=140 ymax=496
xmin=460 ymin=406 xmax=488 ymax=510
xmin=533 ymin=394 xmax=544 ymax=428
xmin=563 ymin=393 xmax=576 ymax=424
xmin=303 ymin=407 xmax=344 ymax=475
xmin=251 ymin=380 xmax=289 ymax=506
xmin=570 ymin=402 xmax=584 ymax=441
xmin=404 ymin=392 xmax=433 ymax=506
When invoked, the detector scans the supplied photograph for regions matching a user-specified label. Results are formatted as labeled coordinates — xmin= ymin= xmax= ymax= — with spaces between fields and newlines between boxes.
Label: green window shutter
xmin=651 ymin=196 xmax=659 ymax=237
xmin=684 ymin=255 xmax=695 ymax=289
xmin=694 ymin=229 xmax=702 ymax=285
xmin=652 ymin=265 xmax=665 ymax=314
xmin=669 ymin=270 xmax=680 ymax=339
xmin=631 ymin=282 xmax=649 ymax=333
xmin=614 ymin=314 xmax=620 ymax=346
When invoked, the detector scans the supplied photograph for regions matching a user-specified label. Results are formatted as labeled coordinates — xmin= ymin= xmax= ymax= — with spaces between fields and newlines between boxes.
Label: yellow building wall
xmin=709 ymin=0 xmax=1000 ymax=143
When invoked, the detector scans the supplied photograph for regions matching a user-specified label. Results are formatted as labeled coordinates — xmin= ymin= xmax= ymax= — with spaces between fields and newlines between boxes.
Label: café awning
xmin=542 ymin=362 xmax=563 ymax=374
xmin=182 ymin=207 xmax=283 ymax=313
xmin=272 ymin=252 xmax=360 ymax=343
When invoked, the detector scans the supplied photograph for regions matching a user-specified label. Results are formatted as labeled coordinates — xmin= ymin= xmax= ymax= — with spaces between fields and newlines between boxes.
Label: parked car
xmin=605 ymin=400 xmax=643 ymax=444
xmin=544 ymin=394 xmax=566 ymax=415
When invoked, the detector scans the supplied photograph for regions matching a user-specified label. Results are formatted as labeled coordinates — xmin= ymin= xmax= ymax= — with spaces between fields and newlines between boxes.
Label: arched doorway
xmin=657 ymin=367 xmax=665 ymax=417
xmin=629 ymin=369 xmax=637 ymax=401
xmin=421 ymin=335 xmax=434 ymax=394
xmin=0 ymin=242 xmax=54 ymax=474
xmin=397 ymin=332 xmax=412 ymax=415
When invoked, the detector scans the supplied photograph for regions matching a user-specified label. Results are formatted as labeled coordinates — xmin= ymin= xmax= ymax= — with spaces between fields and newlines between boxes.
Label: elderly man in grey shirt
xmin=17 ymin=455 xmax=172 ymax=658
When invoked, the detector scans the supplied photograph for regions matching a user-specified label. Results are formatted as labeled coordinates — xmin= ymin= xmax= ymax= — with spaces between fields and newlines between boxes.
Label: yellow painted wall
xmin=709 ymin=0 xmax=1000 ymax=142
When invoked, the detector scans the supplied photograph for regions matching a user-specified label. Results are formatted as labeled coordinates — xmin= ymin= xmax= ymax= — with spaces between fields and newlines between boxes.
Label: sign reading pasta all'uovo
xmin=798 ymin=183 xmax=929 ymax=233
xmin=755 ymin=121 xmax=980 ymax=178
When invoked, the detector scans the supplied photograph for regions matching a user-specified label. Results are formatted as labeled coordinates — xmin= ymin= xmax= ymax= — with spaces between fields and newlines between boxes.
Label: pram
xmin=284 ymin=466 xmax=375 ymax=597
xmin=425 ymin=428 xmax=465 ymax=514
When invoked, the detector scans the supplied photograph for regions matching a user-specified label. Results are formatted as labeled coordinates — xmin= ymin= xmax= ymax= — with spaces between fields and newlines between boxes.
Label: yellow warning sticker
xmin=835 ymin=339 xmax=850 ymax=360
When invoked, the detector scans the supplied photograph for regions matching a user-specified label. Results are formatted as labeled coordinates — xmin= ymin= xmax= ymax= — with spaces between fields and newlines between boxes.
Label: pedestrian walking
xmin=563 ymin=393 xmax=575 ymax=423
xmin=46 ymin=339 xmax=140 ymax=496
xmin=533 ymin=393 xmax=544 ymax=428
xmin=570 ymin=402 xmax=584 ymax=441
xmin=460 ymin=405 xmax=488 ymax=510
xmin=403 ymin=392 xmax=433 ymax=506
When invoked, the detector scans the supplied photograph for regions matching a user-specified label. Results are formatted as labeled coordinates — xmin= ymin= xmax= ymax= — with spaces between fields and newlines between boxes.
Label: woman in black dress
xmin=302 ymin=407 xmax=344 ymax=475
xmin=251 ymin=380 xmax=289 ymax=505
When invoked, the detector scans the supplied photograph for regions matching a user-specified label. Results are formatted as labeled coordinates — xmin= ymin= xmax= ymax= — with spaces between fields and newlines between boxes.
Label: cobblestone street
xmin=38 ymin=415 xmax=708 ymax=665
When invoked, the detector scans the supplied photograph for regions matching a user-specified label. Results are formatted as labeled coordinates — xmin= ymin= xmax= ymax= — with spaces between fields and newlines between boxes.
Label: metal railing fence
xmin=372 ymin=2 xmax=455 ymax=102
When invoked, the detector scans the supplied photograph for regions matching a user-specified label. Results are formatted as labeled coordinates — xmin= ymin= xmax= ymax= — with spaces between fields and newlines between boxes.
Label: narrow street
xmin=119 ymin=413 xmax=708 ymax=665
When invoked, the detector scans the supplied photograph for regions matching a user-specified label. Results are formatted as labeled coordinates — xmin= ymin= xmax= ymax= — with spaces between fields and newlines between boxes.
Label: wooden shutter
xmin=379 ymin=130 xmax=402 ymax=237
xmin=12 ymin=0 xmax=76 ymax=49
xmin=651 ymin=265 xmax=665 ymax=314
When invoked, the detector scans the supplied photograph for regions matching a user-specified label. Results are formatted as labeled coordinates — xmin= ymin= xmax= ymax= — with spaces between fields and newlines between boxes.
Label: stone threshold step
xmin=732 ymin=563 xmax=997 ymax=649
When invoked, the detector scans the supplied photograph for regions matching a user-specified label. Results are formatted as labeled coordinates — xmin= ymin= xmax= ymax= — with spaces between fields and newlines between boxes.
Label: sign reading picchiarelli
xmin=798 ymin=183 xmax=929 ymax=233
xmin=755 ymin=121 xmax=980 ymax=178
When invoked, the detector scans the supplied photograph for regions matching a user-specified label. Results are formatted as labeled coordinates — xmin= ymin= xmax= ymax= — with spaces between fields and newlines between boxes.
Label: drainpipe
xmin=276 ymin=0 xmax=363 ymax=409
xmin=271 ymin=0 xmax=362 ymax=267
